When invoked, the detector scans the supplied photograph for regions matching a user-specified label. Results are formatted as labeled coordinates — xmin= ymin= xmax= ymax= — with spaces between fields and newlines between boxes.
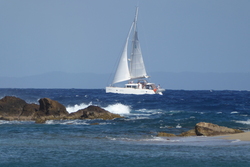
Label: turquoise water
xmin=0 ymin=89 xmax=250 ymax=166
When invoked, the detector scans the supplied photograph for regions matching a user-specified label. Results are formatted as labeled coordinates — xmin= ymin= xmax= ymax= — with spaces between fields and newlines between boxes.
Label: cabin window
xmin=145 ymin=85 xmax=152 ymax=89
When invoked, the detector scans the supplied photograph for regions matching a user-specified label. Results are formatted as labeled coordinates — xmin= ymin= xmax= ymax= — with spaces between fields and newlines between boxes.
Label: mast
xmin=130 ymin=7 xmax=138 ymax=74
xmin=134 ymin=7 xmax=139 ymax=33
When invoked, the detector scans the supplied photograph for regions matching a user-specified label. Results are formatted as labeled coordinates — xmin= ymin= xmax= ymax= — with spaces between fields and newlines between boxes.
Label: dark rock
xmin=157 ymin=132 xmax=176 ymax=137
xmin=19 ymin=103 xmax=40 ymax=120
xmin=68 ymin=105 xmax=122 ymax=120
xmin=0 ymin=96 xmax=122 ymax=121
xmin=0 ymin=96 xmax=27 ymax=119
xmin=81 ymin=105 xmax=122 ymax=120
xmin=0 ymin=96 xmax=38 ymax=120
xmin=195 ymin=122 xmax=244 ymax=136
xmin=37 ymin=98 xmax=68 ymax=119
xmin=67 ymin=109 xmax=84 ymax=119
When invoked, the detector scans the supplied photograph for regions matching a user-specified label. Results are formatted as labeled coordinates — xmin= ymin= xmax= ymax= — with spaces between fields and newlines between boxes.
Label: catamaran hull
xmin=106 ymin=87 xmax=164 ymax=95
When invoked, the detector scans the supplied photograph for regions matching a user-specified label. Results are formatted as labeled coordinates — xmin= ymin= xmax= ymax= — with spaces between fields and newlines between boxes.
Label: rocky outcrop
xmin=68 ymin=105 xmax=122 ymax=120
xmin=195 ymin=122 xmax=243 ymax=136
xmin=37 ymin=98 xmax=68 ymax=119
xmin=158 ymin=122 xmax=244 ymax=138
xmin=0 ymin=96 xmax=39 ymax=120
xmin=0 ymin=96 xmax=122 ymax=122
xmin=19 ymin=103 xmax=39 ymax=120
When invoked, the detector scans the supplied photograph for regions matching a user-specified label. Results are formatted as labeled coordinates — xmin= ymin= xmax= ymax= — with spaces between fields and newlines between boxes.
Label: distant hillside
xmin=0 ymin=72 xmax=249 ymax=90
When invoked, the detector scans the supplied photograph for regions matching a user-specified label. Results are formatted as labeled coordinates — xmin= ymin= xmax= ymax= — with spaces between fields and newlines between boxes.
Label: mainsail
xmin=112 ymin=23 xmax=134 ymax=84
xmin=112 ymin=7 xmax=148 ymax=85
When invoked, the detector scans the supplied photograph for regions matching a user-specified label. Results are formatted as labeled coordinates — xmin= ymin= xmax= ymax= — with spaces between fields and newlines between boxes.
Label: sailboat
xmin=106 ymin=7 xmax=165 ymax=95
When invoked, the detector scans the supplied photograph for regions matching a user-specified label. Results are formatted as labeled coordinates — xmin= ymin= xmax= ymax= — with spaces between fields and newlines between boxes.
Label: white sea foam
xmin=143 ymin=137 xmax=182 ymax=143
xmin=231 ymin=111 xmax=239 ymax=114
xmin=45 ymin=120 xmax=89 ymax=125
xmin=231 ymin=139 xmax=241 ymax=143
xmin=99 ymin=122 xmax=113 ymax=125
xmin=61 ymin=120 xmax=89 ymax=125
xmin=176 ymin=124 xmax=182 ymax=128
xmin=169 ymin=110 xmax=182 ymax=114
xmin=66 ymin=102 xmax=92 ymax=113
xmin=235 ymin=119 xmax=250 ymax=125
xmin=160 ymin=125 xmax=171 ymax=129
xmin=124 ymin=116 xmax=150 ymax=121
xmin=106 ymin=135 xmax=248 ymax=146
xmin=0 ymin=120 xmax=11 ymax=124
xmin=66 ymin=102 xmax=130 ymax=115
xmin=240 ymin=115 xmax=248 ymax=117
xmin=0 ymin=120 xmax=33 ymax=124
xmin=136 ymin=108 xmax=163 ymax=115
xmin=104 ymin=103 xmax=130 ymax=115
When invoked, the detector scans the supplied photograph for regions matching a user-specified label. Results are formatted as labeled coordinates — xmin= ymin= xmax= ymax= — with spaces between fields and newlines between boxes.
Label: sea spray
xmin=66 ymin=102 xmax=92 ymax=113
xmin=104 ymin=103 xmax=130 ymax=115
xmin=66 ymin=102 xmax=130 ymax=115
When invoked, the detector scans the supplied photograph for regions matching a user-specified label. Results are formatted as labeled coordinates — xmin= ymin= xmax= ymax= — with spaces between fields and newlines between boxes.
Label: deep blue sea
xmin=0 ymin=89 xmax=250 ymax=167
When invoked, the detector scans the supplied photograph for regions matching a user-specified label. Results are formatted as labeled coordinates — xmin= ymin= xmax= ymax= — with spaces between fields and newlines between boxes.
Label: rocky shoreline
xmin=0 ymin=96 xmax=244 ymax=137
xmin=157 ymin=122 xmax=244 ymax=137
xmin=0 ymin=96 xmax=122 ymax=123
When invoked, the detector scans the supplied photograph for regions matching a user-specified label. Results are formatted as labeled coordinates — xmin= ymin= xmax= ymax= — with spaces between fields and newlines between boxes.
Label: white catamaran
xmin=106 ymin=7 xmax=165 ymax=95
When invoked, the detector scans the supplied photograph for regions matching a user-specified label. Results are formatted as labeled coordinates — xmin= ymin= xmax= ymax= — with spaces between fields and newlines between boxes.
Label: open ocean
xmin=0 ymin=88 xmax=250 ymax=167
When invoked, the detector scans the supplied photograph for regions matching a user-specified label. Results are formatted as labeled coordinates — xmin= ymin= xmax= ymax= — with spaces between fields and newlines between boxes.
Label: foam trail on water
xmin=104 ymin=103 xmax=130 ymax=115
xmin=66 ymin=102 xmax=92 ymax=113
xmin=235 ymin=119 xmax=250 ymax=125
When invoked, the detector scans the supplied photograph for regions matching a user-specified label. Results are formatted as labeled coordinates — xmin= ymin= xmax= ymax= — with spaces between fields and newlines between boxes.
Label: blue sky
xmin=0 ymin=0 xmax=250 ymax=79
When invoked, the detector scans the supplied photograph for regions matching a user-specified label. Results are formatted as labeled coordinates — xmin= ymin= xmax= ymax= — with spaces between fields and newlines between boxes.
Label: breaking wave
xmin=66 ymin=102 xmax=92 ymax=113
xmin=104 ymin=103 xmax=130 ymax=115
xmin=66 ymin=102 xmax=130 ymax=115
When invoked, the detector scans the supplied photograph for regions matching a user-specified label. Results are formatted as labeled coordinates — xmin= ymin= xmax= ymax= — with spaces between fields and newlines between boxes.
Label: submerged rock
xmin=35 ymin=118 xmax=47 ymax=124
xmin=195 ymin=122 xmax=244 ymax=136
xmin=90 ymin=122 xmax=100 ymax=125
xmin=157 ymin=132 xmax=176 ymax=137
